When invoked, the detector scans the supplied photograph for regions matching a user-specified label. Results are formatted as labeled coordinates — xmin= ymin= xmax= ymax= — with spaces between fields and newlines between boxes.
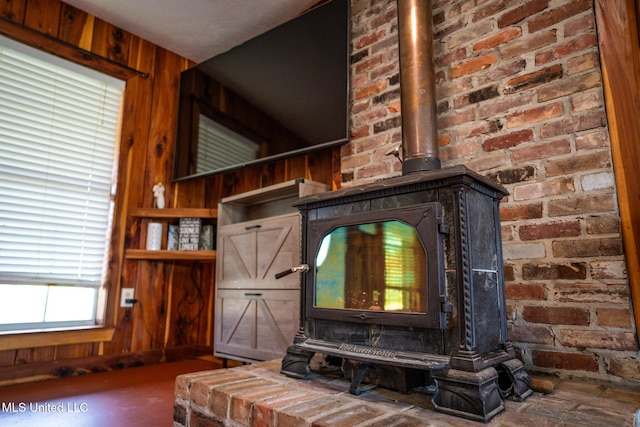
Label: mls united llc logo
xmin=2 ymin=401 xmax=89 ymax=413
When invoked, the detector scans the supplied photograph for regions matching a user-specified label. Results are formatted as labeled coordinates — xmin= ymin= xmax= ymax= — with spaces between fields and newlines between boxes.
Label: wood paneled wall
xmin=0 ymin=0 xmax=339 ymax=381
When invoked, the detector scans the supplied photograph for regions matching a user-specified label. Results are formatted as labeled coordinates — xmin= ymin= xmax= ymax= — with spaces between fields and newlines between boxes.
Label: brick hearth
xmin=174 ymin=358 xmax=640 ymax=426
xmin=173 ymin=358 xmax=457 ymax=427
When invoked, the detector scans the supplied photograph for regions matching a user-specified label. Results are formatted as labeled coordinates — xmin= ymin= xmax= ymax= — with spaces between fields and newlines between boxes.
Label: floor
xmin=0 ymin=358 xmax=223 ymax=427
xmin=0 ymin=357 xmax=639 ymax=427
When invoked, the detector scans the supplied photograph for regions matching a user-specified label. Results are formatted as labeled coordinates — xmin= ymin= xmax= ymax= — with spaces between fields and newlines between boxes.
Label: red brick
xmin=190 ymin=372 xmax=253 ymax=407
xmin=373 ymin=116 xmax=401 ymax=134
xmin=511 ymin=139 xmax=571 ymax=163
xmin=523 ymin=305 xmax=589 ymax=325
xmin=439 ymin=76 xmax=473 ymax=98
xmin=437 ymin=46 xmax=467 ymax=67
xmin=211 ymin=378 xmax=278 ymax=419
xmin=532 ymin=349 xmax=598 ymax=372
xmin=448 ymin=20 xmax=493 ymax=49
xmin=512 ymin=177 xmax=574 ymax=201
xmin=487 ymin=165 xmax=536 ymax=185
xmin=545 ymin=151 xmax=610 ymax=177
xmin=175 ymin=371 xmax=228 ymax=400
xmin=505 ymin=64 xmax=563 ymax=94
xmin=561 ymin=329 xmax=638 ymax=351
xmin=455 ymin=122 xmax=492 ymax=140
xmin=536 ymin=34 xmax=598 ymax=65
xmin=552 ymin=238 xmax=623 ymax=258
xmin=498 ymin=0 xmax=552 ymax=27
xmin=313 ymin=404 xmax=386 ymax=427
xmin=504 ymin=264 xmax=516 ymax=282
xmin=354 ymin=53 xmax=386 ymax=75
xmin=548 ymin=193 xmax=615 ymax=217
xmin=478 ymin=58 xmax=528 ymax=86
xmin=540 ymin=110 xmax=607 ymax=139
xmin=451 ymin=53 xmax=497 ymax=78
xmin=500 ymin=203 xmax=543 ymax=221
xmin=483 ymin=129 xmax=533 ymax=151
xmin=354 ymin=80 xmax=387 ymax=100
xmin=356 ymin=162 xmax=392 ymax=180
xmin=189 ymin=409 xmax=220 ymax=427
xmin=566 ymin=51 xmax=599 ymax=75
xmin=564 ymin=12 xmax=595 ymax=37
xmin=354 ymin=28 xmax=387 ymax=50
xmin=472 ymin=0 xmax=513 ymax=23
xmin=438 ymin=107 xmax=476 ymax=129
xmin=596 ymin=308 xmax=633 ymax=329
xmin=519 ymin=220 xmax=580 ymax=241
xmin=473 ymin=27 xmax=522 ymax=52
xmin=479 ymin=91 xmax=533 ymax=118
xmin=522 ymin=262 xmax=587 ymax=280
xmin=507 ymin=102 xmax=564 ymax=128
xmin=572 ymin=91 xmax=604 ymax=112
xmin=506 ymin=283 xmax=547 ymax=300
xmin=439 ymin=141 xmax=479 ymax=161
xmin=528 ymin=0 xmax=592 ymax=33
xmin=464 ymin=151 xmax=508 ymax=171
xmin=231 ymin=385 xmax=293 ymax=424
xmin=352 ymin=106 xmax=389 ymax=129
xmin=276 ymin=396 xmax=349 ymax=427
xmin=508 ymin=324 xmax=554 ymax=345
xmin=537 ymin=71 xmax=602 ymax=102
xmin=365 ymin=414 xmax=437 ymax=427
xmin=607 ymin=357 xmax=640 ymax=379
xmin=500 ymin=29 xmax=557 ymax=59
xmin=253 ymin=390 xmax=319 ymax=427
xmin=575 ymin=129 xmax=609 ymax=150
xmin=454 ymin=85 xmax=501 ymax=108
xmin=341 ymin=152 xmax=370 ymax=170
xmin=553 ymin=283 xmax=629 ymax=304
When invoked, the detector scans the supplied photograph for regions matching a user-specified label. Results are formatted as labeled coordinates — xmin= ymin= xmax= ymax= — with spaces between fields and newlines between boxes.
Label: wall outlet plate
xmin=120 ymin=288 xmax=135 ymax=308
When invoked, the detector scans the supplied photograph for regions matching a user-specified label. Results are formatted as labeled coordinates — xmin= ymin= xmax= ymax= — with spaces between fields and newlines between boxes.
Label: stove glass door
xmin=314 ymin=220 xmax=427 ymax=314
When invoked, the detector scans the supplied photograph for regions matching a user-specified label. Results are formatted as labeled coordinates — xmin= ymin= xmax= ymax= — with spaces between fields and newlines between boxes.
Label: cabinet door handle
xmin=244 ymin=292 xmax=262 ymax=297
xmin=245 ymin=225 xmax=261 ymax=230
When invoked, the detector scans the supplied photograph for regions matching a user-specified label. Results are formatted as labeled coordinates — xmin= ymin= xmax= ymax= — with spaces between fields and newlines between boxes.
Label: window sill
xmin=0 ymin=326 xmax=115 ymax=351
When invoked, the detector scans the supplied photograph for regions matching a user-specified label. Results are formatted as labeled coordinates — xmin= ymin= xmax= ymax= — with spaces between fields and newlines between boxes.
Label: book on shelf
xmin=178 ymin=218 xmax=201 ymax=251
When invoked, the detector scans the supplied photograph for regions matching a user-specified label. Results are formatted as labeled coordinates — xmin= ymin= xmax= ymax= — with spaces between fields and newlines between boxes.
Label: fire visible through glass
xmin=314 ymin=220 xmax=427 ymax=313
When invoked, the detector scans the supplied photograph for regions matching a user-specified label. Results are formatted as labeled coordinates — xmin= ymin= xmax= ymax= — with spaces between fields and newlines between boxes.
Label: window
xmin=0 ymin=35 xmax=124 ymax=331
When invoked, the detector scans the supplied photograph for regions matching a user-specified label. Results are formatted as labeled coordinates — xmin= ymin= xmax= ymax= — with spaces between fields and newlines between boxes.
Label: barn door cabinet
xmin=214 ymin=179 xmax=328 ymax=363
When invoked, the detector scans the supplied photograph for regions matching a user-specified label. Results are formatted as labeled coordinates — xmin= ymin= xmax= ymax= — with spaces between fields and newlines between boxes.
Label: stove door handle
xmin=275 ymin=264 xmax=309 ymax=279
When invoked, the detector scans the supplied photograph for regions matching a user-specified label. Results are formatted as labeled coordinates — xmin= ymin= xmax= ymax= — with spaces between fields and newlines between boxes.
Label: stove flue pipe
xmin=397 ymin=0 xmax=440 ymax=174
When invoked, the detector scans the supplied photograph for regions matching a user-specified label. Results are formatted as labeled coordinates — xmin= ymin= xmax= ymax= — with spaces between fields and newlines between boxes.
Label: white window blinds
xmin=0 ymin=36 xmax=124 ymax=288
xmin=196 ymin=114 xmax=260 ymax=173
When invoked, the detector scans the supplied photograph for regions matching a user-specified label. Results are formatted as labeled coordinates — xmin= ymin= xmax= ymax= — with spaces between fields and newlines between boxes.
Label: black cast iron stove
xmin=280 ymin=0 xmax=531 ymax=422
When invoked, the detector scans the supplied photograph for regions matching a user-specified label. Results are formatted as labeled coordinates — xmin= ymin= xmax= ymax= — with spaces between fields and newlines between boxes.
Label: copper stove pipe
xmin=397 ymin=0 xmax=440 ymax=174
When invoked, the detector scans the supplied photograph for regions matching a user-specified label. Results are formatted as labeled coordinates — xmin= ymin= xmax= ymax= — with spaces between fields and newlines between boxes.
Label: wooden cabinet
xmin=214 ymin=179 xmax=327 ymax=362
xmin=126 ymin=208 xmax=217 ymax=261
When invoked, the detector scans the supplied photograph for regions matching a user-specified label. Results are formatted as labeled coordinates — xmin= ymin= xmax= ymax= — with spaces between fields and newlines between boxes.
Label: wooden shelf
xmin=125 ymin=208 xmax=217 ymax=262
xmin=129 ymin=207 xmax=217 ymax=219
xmin=125 ymin=249 xmax=216 ymax=262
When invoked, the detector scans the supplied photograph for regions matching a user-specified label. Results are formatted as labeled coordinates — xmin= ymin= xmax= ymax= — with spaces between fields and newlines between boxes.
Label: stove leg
xmin=348 ymin=364 xmax=375 ymax=395
xmin=431 ymin=367 xmax=504 ymax=422
xmin=498 ymin=358 xmax=533 ymax=402
xmin=280 ymin=346 xmax=314 ymax=380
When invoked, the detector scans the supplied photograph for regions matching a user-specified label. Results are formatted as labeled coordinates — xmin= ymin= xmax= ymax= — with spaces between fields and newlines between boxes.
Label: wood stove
xmin=280 ymin=0 xmax=531 ymax=422
xmin=280 ymin=166 xmax=531 ymax=421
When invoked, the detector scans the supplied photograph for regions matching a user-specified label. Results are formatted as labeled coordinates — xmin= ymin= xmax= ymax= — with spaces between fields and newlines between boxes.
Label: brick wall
xmin=345 ymin=0 xmax=639 ymax=382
